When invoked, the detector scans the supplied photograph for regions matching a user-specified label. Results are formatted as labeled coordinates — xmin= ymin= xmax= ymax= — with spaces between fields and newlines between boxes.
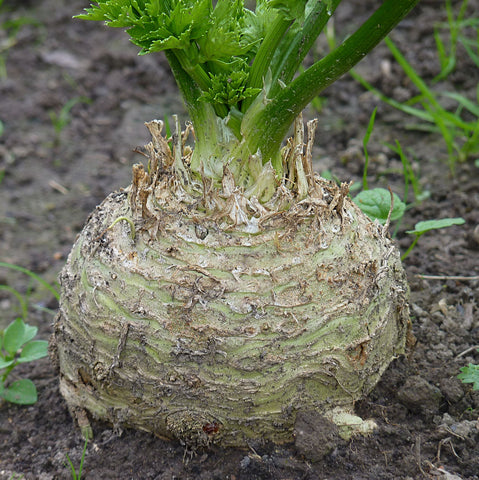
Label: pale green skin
xmin=52 ymin=176 xmax=409 ymax=447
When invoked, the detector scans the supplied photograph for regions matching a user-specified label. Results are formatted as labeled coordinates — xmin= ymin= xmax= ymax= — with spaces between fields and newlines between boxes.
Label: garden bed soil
xmin=1 ymin=0 xmax=478 ymax=479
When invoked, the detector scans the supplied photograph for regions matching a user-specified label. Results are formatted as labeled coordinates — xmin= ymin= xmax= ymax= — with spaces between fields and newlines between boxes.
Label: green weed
xmin=384 ymin=140 xmax=430 ymax=207
xmin=0 ymin=2 xmax=43 ymax=78
xmin=347 ymin=110 xmax=465 ymax=259
xmin=65 ymin=435 xmax=89 ymax=480
xmin=0 ymin=262 xmax=60 ymax=302
xmin=350 ymin=1 xmax=479 ymax=173
xmin=321 ymin=0 xmax=479 ymax=170
xmin=361 ymin=106 xmax=377 ymax=191
xmin=0 ymin=262 xmax=59 ymax=405
xmin=402 ymin=217 xmax=466 ymax=260
xmin=352 ymin=108 xmax=407 ymax=224
xmin=49 ymin=97 xmax=91 ymax=146
xmin=433 ymin=0 xmax=476 ymax=80
xmin=0 ymin=318 xmax=48 ymax=404
xmin=354 ymin=188 xmax=406 ymax=225
xmin=458 ymin=349 xmax=479 ymax=391
xmin=387 ymin=36 xmax=479 ymax=169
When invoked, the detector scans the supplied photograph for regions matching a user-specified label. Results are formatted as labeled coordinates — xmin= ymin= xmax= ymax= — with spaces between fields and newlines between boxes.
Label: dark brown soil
xmin=1 ymin=1 xmax=478 ymax=479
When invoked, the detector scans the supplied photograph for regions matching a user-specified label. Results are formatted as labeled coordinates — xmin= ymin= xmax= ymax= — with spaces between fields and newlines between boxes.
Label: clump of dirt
xmin=1 ymin=0 xmax=478 ymax=479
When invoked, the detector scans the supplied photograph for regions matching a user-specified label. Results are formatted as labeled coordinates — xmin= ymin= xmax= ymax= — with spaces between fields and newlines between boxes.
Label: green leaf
xmin=17 ymin=340 xmax=49 ymax=363
xmin=170 ymin=0 xmax=211 ymax=40
xmin=1 ymin=378 xmax=38 ymax=404
xmin=22 ymin=323 xmax=39 ymax=345
xmin=353 ymin=188 xmax=406 ymax=224
xmin=75 ymin=0 xmax=422 ymax=182
xmin=458 ymin=363 xmax=479 ymax=391
xmin=196 ymin=0 xmax=258 ymax=65
xmin=75 ymin=0 xmax=141 ymax=27
xmin=3 ymin=318 xmax=40 ymax=356
xmin=0 ymin=358 xmax=15 ymax=369
xmin=3 ymin=318 xmax=27 ymax=355
xmin=143 ymin=27 xmax=193 ymax=53
xmin=242 ymin=2 xmax=268 ymax=46
xmin=77 ymin=0 xmax=212 ymax=55
xmin=0 ymin=262 xmax=60 ymax=301
xmin=406 ymin=217 xmax=465 ymax=235
xmin=269 ymin=0 xmax=308 ymax=21
xmin=201 ymin=69 xmax=262 ymax=109
xmin=440 ymin=91 xmax=479 ymax=118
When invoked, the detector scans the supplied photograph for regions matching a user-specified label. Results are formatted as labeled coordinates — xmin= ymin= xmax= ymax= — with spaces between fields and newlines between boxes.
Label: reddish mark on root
xmin=202 ymin=422 xmax=220 ymax=435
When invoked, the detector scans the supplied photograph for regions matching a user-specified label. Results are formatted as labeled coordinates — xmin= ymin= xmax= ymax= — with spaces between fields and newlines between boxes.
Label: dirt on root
xmin=1 ymin=0 xmax=478 ymax=479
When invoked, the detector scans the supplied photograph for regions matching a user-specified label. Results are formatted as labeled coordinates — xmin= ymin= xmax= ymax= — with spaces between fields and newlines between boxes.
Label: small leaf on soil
xmin=406 ymin=217 xmax=465 ymax=235
xmin=458 ymin=358 xmax=479 ymax=391
xmin=3 ymin=318 xmax=26 ymax=354
xmin=17 ymin=340 xmax=49 ymax=363
xmin=3 ymin=319 xmax=38 ymax=355
xmin=353 ymin=188 xmax=406 ymax=224
xmin=1 ymin=378 xmax=38 ymax=404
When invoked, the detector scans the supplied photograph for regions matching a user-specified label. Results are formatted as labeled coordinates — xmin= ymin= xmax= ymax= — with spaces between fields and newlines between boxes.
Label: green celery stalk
xmin=77 ymin=0 xmax=421 ymax=185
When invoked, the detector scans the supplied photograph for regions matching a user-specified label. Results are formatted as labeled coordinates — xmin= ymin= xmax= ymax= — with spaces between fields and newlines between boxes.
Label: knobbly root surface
xmin=52 ymin=123 xmax=409 ymax=448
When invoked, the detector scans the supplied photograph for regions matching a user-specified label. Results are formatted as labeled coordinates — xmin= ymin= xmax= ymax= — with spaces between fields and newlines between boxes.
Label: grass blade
xmin=0 ymin=262 xmax=59 ymax=301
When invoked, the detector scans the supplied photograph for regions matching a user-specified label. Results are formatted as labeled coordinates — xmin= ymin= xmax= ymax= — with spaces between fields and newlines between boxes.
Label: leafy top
xmin=77 ymin=1 xmax=312 ymax=117
xmin=77 ymin=0 xmax=420 ymax=190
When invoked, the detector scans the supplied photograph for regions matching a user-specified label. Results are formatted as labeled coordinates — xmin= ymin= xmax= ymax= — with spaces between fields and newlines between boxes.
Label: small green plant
xmin=458 ymin=350 xmax=479 ymax=391
xmin=360 ymin=106 xmax=377 ymax=192
xmin=322 ymin=2 xmax=479 ymax=170
xmin=386 ymin=36 xmax=479 ymax=169
xmin=0 ymin=2 xmax=43 ymax=78
xmin=7 ymin=474 xmax=25 ymax=480
xmin=0 ymin=262 xmax=59 ymax=405
xmin=0 ymin=317 xmax=48 ymax=404
xmin=347 ymin=110 xmax=465 ymax=260
xmin=0 ymin=261 xmax=60 ymax=302
xmin=433 ymin=0 xmax=477 ymax=80
xmin=385 ymin=139 xmax=430 ymax=207
xmin=351 ymin=31 xmax=479 ymax=171
xmin=402 ymin=217 xmax=466 ymax=260
xmin=351 ymin=108 xmax=407 ymax=224
xmin=354 ymin=188 xmax=406 ymax=225
xmin=65 ymin=435 xmax=89 ymax=480
xmin=76 ymin=0 xmax=419 ymax=182
xmin=49 ymin=96 xmax=91 ymax=145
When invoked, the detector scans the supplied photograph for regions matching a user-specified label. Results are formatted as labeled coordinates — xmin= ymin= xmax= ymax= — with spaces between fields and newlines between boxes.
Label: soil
xmin=0 ymin=0 xmax=478 ymax=479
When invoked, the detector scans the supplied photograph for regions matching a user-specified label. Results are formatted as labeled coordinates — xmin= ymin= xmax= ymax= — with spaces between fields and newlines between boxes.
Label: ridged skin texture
xmin=53 ymin=180 xmax=409 ymax=447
